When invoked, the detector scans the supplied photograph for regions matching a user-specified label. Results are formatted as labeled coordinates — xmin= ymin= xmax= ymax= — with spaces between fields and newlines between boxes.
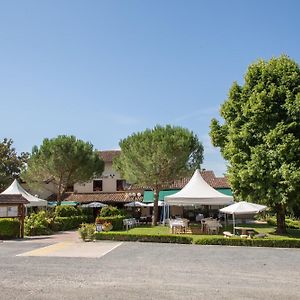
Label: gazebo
xmin=163 ymin=169 xmax=234 ymax=221
xmin=1 ymin=179 xmax=48 ymax=207
xmin=0 ymin=194 xmax=29 ymax=238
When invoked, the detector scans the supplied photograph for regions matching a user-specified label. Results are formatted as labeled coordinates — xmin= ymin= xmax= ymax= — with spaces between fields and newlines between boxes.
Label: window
xmin=93 ymin=180 xmax=103 ymax=192
xmin=116 ymin=179 xmax=126 ymax=191
xmin=66 ymin=185 xmax=74 ymax=192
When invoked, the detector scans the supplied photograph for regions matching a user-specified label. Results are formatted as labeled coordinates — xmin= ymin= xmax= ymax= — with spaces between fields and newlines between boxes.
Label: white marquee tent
xmin=164 ymin=169 xmax=234 ymax=206
xmin=1 ymin=179 xmax=48 ymax=207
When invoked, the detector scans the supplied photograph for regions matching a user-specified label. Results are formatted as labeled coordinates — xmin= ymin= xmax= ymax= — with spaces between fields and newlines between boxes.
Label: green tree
xmin=210 ymin=55 xmax=300 ymax=234
xmin=0 ymin=138 xmax=28 ymax=191
xmin=114 ymin=125 xmax=204 ymax=225
xmin=23 ymin=135 xmax=104 ymax=203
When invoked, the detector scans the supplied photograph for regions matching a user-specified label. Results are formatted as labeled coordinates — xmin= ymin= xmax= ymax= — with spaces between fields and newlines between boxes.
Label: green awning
xmin=143 ymin=190 xmax=179 ymax=203
xmin=143 ymin=188 xmax=233 ymax=203
xmin=216 ymin=188 xmax=233 ymax=196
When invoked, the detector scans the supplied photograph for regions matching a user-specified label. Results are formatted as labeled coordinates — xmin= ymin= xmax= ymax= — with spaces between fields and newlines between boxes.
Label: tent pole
xmin=163 ymin=202 xmax=166 ymax=225
xmin=232 ymin=213 xmax=235 ymax=234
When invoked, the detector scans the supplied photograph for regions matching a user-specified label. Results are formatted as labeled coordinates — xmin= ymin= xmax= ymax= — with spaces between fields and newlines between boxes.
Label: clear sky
xmin=1 ymin=0 xmax=299 ymax=175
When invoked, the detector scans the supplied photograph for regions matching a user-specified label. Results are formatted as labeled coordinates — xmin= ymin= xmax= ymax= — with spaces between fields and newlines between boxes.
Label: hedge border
xmin=95 ymin=232 xmax=193 ymax=244
xmin=95 ymin=232 xmax=300 ymax=248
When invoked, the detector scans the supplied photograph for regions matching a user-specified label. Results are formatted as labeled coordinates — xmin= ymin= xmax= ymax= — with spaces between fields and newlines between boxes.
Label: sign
xmin=96 ymin=224 xmax=103 ymax=232
xmin=0 ymin=205 xmax=19 ymax=217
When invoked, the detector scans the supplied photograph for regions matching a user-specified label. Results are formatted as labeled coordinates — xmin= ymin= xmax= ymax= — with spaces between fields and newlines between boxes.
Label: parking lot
xmin=1 ymin=233 xmax=300 ymax=300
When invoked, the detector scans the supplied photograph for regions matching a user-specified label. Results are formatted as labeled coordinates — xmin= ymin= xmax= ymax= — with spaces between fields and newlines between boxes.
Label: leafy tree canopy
xmin=0 ymin=138 xmax=28 ymax=191
xmin=23 ymin=135 xmax=104 ymax=202
xmin=210 ymin=55 xmax=300 ymax=233
xmin=114 ymin=125 xmax=204 ymax=224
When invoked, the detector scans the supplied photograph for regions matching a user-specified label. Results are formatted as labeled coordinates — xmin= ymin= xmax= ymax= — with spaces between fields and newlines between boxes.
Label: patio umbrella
xmin=81 ymin=202 xmax=108 ymax=208
xmin=147 ymin=201 xmax=164 ymax=207
xmin=124 ymin=201 xmax=148 ymax=207
xmin=219 ymin=201 xmax=267 ymax=233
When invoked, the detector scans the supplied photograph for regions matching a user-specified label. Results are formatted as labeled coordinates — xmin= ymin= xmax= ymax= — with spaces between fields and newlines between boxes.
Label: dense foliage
xmin=95 ymin=216 xmax=125 ymax=230
xmin=0 ymin=138 xmax=28 ymax=191
xmin=0 ymin=218 xmax=20 ymax=238
xmin=98 ymin=206 xmax=123 ymax=217
xmin=210 ymin=55 xmax=300 ymax=233
xmin=23 ymin=135 xmax=104 ymax=203
xmin=78 ymin=223 xmax=96 ymax=241
xmin=114 ymin=125 xmax=204 ymax=225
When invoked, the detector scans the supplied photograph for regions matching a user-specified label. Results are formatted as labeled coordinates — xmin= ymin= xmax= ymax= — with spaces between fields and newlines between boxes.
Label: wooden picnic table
xmin=234 ymin=226 xmax=255 ymax=236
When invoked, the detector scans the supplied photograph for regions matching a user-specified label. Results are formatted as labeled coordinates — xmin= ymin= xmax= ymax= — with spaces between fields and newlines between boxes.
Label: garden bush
xmin=194 ymin=236 xmax=300 ymax=248
xmin=95 ymin=215 xmax=125 ymax=230
xmin=0 ymin=218 xmax=20 ymax=239
xmin=25 ymin=211 xmax=53 ymax=236
xmin=98 ymin=206 xmax=123 ymax=217
xmin=55 ymin=206 xmax=81 ymax=217
xmin=55 ymin=216 xmax=88 ymax=231
xmin=78 ymin=223 xmax=96 ymax=241
xmin=95 ymin=232 xmax=193 ymax=244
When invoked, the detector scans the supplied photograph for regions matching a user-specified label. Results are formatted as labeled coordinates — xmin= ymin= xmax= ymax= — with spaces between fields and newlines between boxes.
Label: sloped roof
xmin=0 ymin=194 xmax=29 ymax=204
xmin=1 ymin=179 xmax=48 ymax=207
xmin=64 ymin=192 xmax=132 ymax=204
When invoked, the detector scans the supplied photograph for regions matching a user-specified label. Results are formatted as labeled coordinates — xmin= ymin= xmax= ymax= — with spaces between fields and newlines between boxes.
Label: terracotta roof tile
xmin=99 ymin=150 xmax=121 ymax=162
xmin=64 ymin=192 xmax=134 ymax=204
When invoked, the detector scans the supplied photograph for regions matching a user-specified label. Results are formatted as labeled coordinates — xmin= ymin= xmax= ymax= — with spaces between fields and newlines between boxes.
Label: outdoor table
xmin=234 ymin=227 xmax=255 ymax=235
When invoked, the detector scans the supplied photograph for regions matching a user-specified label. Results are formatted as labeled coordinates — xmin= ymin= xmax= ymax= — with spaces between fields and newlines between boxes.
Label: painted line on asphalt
xmin=16 ymin=242 xmax=71 ymax=256
xmin=97 ymin=242 xmax=123 ymax=258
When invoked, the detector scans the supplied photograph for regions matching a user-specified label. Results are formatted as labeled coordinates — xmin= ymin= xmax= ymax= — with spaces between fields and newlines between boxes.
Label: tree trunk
xmin=276 ymin=203 xmax=287 ymax=234
xmin=152 ymin=186 xmax=160 ymax=226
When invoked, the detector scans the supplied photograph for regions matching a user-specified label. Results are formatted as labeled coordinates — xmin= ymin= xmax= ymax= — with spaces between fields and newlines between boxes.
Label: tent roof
xmin=1 ymin=179 xmax=48 ymax=207
xmin=219 ymin=201 xmax=267 ymax=215
xmin=164 ymin=169 xmax=233 ymax=206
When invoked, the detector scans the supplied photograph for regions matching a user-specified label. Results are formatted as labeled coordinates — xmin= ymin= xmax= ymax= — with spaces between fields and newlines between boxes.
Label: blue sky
xmin=1 ymin=1 xmax=299 ymax=175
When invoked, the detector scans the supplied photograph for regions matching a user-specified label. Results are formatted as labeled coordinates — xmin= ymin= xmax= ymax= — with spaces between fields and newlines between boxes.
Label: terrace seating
xmin=123 ymin=218 xmax=138 ymax=231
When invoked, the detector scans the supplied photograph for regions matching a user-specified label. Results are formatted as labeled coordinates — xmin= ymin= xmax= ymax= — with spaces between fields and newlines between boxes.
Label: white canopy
xmin=164 ymin=169 xmax=234 ymax=206
xmin=124 ymin=201 xmax=148 ymax=207
xmin=147 ymin=201 xmax=164 ymax=207
xmin=81 ymin=202 xmax=108 ymax=208
xmin=1 ymin=179 xmax=48 ymax=207
xmin=219 ymin=201 xmax=267 ymax=215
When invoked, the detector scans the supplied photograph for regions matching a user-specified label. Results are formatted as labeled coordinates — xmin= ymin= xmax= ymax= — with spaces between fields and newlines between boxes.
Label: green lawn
xmin=116 ymin=223 xmax=300 ymax=241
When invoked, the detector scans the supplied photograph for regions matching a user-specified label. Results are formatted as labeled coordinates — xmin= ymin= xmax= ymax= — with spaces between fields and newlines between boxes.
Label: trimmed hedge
xmin=55 ymin=206 xmax=81 ymax=217
xmin=54 ymin=216 xmax=88 ymax=231
xmin=194 ymin=236 xmax=300 ymax=248
xmin=96 ymin=216 xmax=126 ymax=231
xmin=0 ymin=218 xmax=20 ymax=239
xmin=95 ymin=232 xmax=193 ymax=244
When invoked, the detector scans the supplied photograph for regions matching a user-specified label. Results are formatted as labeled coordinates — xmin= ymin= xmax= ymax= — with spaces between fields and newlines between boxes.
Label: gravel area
xmin=1 ymin=240 xmax=300 ymax=299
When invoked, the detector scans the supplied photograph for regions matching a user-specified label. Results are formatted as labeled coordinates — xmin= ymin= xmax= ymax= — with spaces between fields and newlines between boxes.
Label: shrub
xmin=55 ymin=216 xmax=88 ymax=231
xmin=0 ymin=218 xmax=20 ymax=239
xmin=95 ymin=232 xmax=193 ymax=244
xmin=78 ymin=223 xmax=96 ymax=241
xmin=194 ymin=236 xmax=300 ymax=248
xmin=55 ymin=206 xmax=81 ymax=217
xmin=267 ymin=217 xmax=300 ymax=229
xmin=99 ymin=206 xmax=122 ymax=217
xmin=95 ymin=215 xmax=125 ymax=230
xmin=25 ymin=211 xmax=53 ymax=236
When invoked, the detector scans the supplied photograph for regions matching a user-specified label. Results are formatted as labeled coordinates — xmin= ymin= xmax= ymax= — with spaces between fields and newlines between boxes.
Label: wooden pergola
xmin=0 ymin=194 xmax=29 ymax=238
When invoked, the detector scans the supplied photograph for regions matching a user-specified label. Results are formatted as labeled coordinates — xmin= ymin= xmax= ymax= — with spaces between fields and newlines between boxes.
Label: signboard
xmin=0 ymin=205 xmax=19 ymax=217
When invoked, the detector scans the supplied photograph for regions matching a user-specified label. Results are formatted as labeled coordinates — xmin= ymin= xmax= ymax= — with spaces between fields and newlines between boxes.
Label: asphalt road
xmin=1 ymin=240 xmax=300 ymax=300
